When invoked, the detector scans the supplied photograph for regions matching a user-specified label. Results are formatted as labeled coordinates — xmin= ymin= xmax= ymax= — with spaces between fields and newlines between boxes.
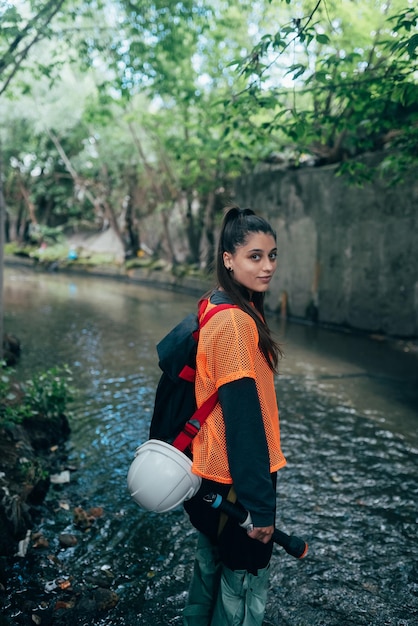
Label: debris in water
xmin=50 ymin=470 xmax=71 ymax=484
xmin=16 ymin=529 xmax=31 ymax=557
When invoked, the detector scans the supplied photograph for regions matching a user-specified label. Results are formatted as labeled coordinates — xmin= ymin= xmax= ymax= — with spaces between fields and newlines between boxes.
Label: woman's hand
xmin=247 ymin=525 xmax=274 ymax=544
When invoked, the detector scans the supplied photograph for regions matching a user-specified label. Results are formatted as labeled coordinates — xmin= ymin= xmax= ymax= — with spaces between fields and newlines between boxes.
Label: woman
xmin=183 ymin=206 xmax=287 ymax=625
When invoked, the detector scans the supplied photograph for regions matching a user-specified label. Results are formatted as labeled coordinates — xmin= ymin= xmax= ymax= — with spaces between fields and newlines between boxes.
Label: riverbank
xmin=0 ymin=361 xmax=75 ymax=555
xmin=0 ymin=412 xmax=71 ymax=555
xmin=0 ymin=333 xmax=120 ymax=624
xmin=5 ymin=254 xmax=418 ymax=354
xmin=4 ymin=251 xmax=213 ymax=295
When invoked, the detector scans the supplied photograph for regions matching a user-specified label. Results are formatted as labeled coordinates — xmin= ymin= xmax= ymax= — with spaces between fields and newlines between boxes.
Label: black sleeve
xmin=218 ymin=377 xmax=276 ymax=527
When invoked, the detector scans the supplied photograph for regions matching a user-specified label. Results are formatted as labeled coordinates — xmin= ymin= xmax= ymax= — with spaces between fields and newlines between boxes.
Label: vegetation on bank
xmin=0 ymin=363 xmax=74 ymax=430
xmin=3 ymin=237 xmax=212 ymax=283
xmin=5 ymin=239 xmax=128 ymax=270
xmin=0 ymin=363 xmax=74 ymax=555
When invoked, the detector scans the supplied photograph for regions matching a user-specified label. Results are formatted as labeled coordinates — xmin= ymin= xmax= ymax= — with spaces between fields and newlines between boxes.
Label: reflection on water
xmin=275 ymin=319 xmax=418 ymax=448
xmin=3 ymin=265 xmax=418 ymax=626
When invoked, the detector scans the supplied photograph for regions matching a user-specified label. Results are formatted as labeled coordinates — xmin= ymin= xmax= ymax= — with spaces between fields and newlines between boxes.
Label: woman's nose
xmin=263 ymin=257 xmax=275 ymax=272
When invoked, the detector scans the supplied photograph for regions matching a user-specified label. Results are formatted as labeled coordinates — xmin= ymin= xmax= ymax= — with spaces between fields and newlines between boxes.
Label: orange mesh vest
xmin=191 ymin=300 xmax=286 ymax=484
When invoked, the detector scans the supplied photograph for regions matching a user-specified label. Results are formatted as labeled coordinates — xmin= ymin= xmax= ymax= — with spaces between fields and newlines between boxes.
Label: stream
xmin=3 ymin=264 xmax=418 ymax=625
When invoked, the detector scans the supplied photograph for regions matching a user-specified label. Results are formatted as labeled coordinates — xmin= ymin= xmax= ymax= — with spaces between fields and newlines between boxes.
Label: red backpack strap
xmin=179 ymin=364 xmax=196 ymax=382
xmin=172 ymin=391 xmax=219 ymax=452
xmin=200 ymin=303 xmax=238 ymax=327
xmin=172 ymin=300 xmax=238 ymax=452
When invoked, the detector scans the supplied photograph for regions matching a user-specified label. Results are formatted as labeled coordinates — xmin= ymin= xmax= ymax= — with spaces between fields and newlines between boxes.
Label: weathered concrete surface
xmin=235 ymin=159 xmax=418 ymax=337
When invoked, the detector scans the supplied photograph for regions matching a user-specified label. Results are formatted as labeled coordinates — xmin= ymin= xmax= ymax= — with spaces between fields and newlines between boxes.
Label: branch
xmin=0 ymin=0 xmax=67 ymax=72
xmin=0 ymin=0 xmax=68 ymax=96
xmin=234 ymin=0 xmax=324 ymax=97
xmin=18 ymin=179 xmax=38 ymax=224
xmin=125 ymin=117 xmax=168 ymax=204
xmin=0 ymin=28 xmax=45 ymax=97
xmin=46 ymin=128 xmax=98 ymax=210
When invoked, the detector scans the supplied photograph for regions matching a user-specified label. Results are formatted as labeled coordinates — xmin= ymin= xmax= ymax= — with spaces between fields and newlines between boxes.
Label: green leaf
xmin=407 ymin=34 xmax=418 ymax=57
xmin=315 ymin=70 xmax=329 ymax=83
xmin=285 ymin=63 xmax=306 ymax=80
xmin=316 ymin=33 xmax=330 ymax=45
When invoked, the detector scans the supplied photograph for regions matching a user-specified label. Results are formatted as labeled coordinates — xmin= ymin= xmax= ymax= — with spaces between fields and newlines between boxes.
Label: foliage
xmin=60 ymin=252 xmax=123 ymax=266
xmin=227 ymin=1 xmax=418 ymax=181
xmin=0 ymin=0 xmax=417 ymax=272
xmin=28 ymin=224 xmax=65 ymax=245
xmin=18 ymin=457 xmax=48 ymax=483
xmin=0 ymin=365 xmax=74 ymax=428
xmin=22 ymin=365 xmax=74 ymax=419
xmin=0 ymin=366 xmax=29 ymax=426
xmin=0 ymin=0 xmax=69 ymax=96
xmin=4 ymin=241 xmax=33 ymax=257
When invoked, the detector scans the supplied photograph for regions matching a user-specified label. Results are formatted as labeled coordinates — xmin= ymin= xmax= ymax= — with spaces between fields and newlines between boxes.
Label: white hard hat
xmin=127 ymin=439 xmax=201 ymax=513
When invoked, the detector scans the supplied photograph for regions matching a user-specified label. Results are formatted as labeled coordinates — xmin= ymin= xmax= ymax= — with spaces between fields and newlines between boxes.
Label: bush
xmin=0 ymin=364 xmax=74 ymax=428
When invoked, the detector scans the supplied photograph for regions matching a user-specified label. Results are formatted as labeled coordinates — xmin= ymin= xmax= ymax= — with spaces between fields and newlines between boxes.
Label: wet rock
xmin=93 ymin=587 xmax=119 ymax=611
xmin=50 ymin=588 xmax=119 ymax=624
xmin=54 ymin=598 xmax=76 ymax=611
xmin=11 ymin=593 xmax=38 ymax=615
xmin=31 ymin=532 xmax=49 ymax=549
xmin=73 ymin=506 xmax=103 ymax=530
xmin=71 ymin=592 xmax=96 ymax=614
xmin=2 ymin=333 xmax=21 ymax=367
xmin=0 ymin=487 xmax=32 ymax=537
xmin=58 ymin=533 xmax=78 ymax=548
xmin=0 ymin=413 xmax=71 ymax=557
xmin=83 ymin=571 xmax=114 ymax=589
xmin=88 ymin=506 xmax=104 ymax=519
xmin=0 ymin=556 xmax=7 ymax=588
xmin=27 ymin=480 xmax=50 ymax=507
xmin=22 ymin=413 xmax=71 ymax=452
xmin=0 ymin=473 xmax=32 ymax=557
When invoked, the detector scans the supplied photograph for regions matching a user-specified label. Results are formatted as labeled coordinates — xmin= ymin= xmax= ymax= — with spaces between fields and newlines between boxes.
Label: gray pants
xmin=183 ymin=533 xmax=270 ymax=626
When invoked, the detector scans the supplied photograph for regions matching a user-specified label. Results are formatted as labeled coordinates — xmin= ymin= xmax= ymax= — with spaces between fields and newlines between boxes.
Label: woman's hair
xmin=215 ymin=205 xmax=282 ymax=371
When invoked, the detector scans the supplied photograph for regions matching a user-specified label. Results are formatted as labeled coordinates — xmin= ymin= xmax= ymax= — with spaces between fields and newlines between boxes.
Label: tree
xmin=0 ymin=0 xmax=77 ymax=359
xmin=92 ymin=0 xmax=276 ymax=265
xmin=224 ymin=0 xmax=418 ymax=181
xmin=0 ymin=142 xmax=5 ymax=361
xmin=1 ymin=0 xmax=417 ymax=279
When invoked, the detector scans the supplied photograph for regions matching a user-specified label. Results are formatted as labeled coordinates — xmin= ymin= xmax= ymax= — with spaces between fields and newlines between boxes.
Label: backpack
xmin=149 ymin=297 xmax=237 ymax=453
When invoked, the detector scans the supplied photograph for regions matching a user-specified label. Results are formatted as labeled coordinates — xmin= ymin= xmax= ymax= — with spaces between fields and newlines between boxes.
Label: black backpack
xmin=149 ymin=297 xmax=237 ymax=453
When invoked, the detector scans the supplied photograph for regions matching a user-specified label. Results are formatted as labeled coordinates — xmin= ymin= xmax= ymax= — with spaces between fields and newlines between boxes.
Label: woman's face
xmin=223 ymin=231 xmax=277 ymax=295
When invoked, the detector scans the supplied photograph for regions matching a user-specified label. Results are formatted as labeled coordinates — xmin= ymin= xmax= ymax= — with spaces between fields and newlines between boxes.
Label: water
xmin=3 ymin=265 xmax=418 ymax=625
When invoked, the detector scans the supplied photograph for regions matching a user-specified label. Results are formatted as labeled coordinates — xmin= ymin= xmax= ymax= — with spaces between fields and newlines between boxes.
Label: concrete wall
xmin=235 ymin=160 xmax=418 ymax=337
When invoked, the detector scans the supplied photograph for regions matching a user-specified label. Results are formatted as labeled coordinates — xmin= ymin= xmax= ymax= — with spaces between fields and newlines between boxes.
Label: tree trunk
xmin=185 ymin=194 xmax=197 ymax=263
xmin=185 ymin=192 xmax=207 ymax=265
xmin=161 ymin=209 xmax=177 ymax=265
xmin=0 ymin=143 xmax=5 ymax=361
xmin=18 ymin=180 xmax=37 ymax=225
xmin=4 ymin=210 xmax=10 ymax=243
xmin=100 ymin=197 xmax=125 ymax=250
xmin=125 ymin=196 xmax=140 ymax=257
xmin=204 ymin=190 xmax=216 ymax=273
xmin=48 ymin=129 xmax=127 ymax=253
